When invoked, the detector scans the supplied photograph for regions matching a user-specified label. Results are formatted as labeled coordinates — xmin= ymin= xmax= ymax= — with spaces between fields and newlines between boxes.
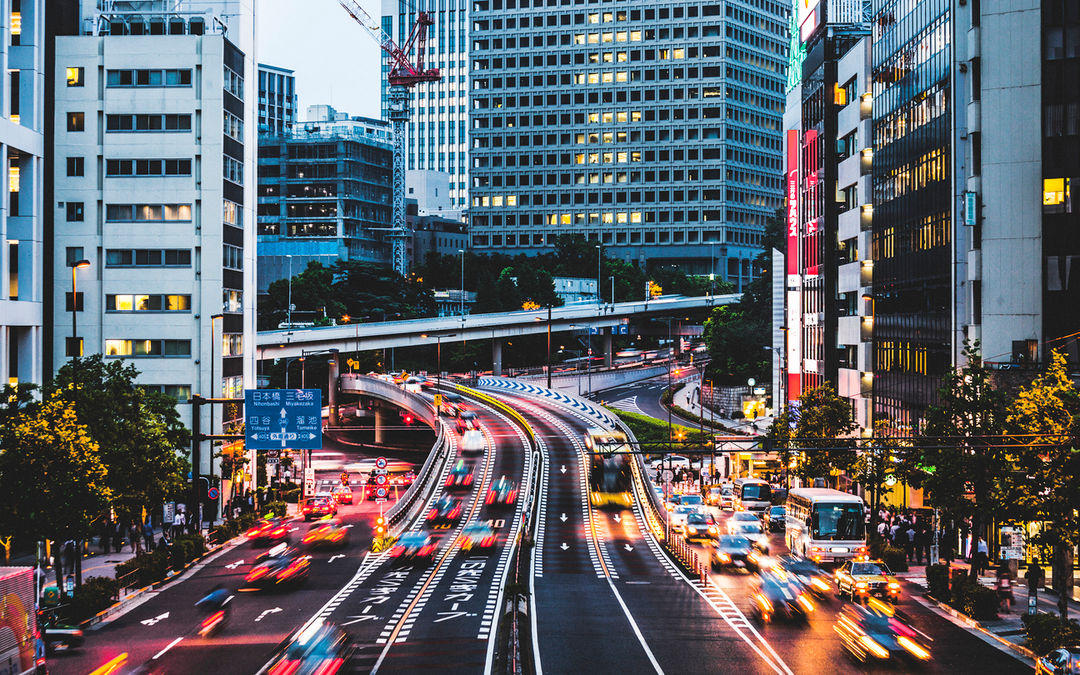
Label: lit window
xmin=113 ymin=295 xmax=134 ymax=311
xmin=492 ymin=195 xmax=503 ymax=206
xmin=574 ymin=34 xmax=586 ymax=45
xmin=588 ymin=33 xmax=599 ymax=44
xmin=1043 ymin=178 xmax=1068 ymax=206
xmin=617 ymin=152 xmax=628 ymax=163
xmin=588 ymin=13 xmax=599 ymax=23
xmin=631 ymin=151 xmax=642 ymax=162
xmin=602 ymin=12 xmax=613 ymax=22
xmin=588 ymin=72 xmax=599 ymax=84
xmin=616 ymin=71 xmax=628 ymax=83
xmin=105 ymin=340 xmax=131 ymax=356
xmin=575 ymin=133 xmax=586 ymax=144
xmin=602 ymin=112 xmax=613 ymax=123
xmin=507 ymin=196 xmax=517 ymax=206
xmin=588 ymin=112 xmax=600 ymax=123
xmin=673 ymin=48 xmax=685 ymax=59
xmin=66 ymin=67 xmax=84 ymax=87
xmin=602 ymin=72 xmax=613 ymax=83
xmin=561 ymin=213 xmax=572 ymax=225
xmin=602 ymin=152 xmax=613 ymax=163
xmin=631 ymin=111 xmax=642 ymax=121
xmin=575 ymin=153 xmax=586 ymax=164
xmin=603 ymin=213 xmax=614 ymax=224
xmin=630 ymin=30 xmax=642 ymax=41
xmin=617 ymin=212 xmax=628 ymax=223
xmin=602 ymin=32 xmax=613 ymax=43
xmin=8 ymin=166 xmax=18 ymax=193
xmin=602 ymin=132 xmax=613 ymax=143
xmin=588 ymin=153 xmax=599 ymax=164
xmin=617 ymin=111 xmax=628 ymax=122
xmin=617 ymin=52 xmax=628 ymax=63
xmin=616 ymin=31 xmax=627 ymax=42
xmin=631 ymin=212 xmax=642 ymax=223
xmin=589 ymin=173 xmax=600 ymax=184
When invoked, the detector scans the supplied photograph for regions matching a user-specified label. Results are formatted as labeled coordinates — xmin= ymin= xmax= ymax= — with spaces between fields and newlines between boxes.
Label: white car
xmin=461 ymin=428 xmax=486 ymax=455
xmin=670 ymin=505 xmax=700 ymax=534
xmin=404 ymin=377 xmax=424 ymax=393
xmin=728 ymin=520 xmax=769 ymax=553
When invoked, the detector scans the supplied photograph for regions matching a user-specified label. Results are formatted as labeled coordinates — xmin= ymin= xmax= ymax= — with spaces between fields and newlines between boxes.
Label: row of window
xmin=106 ymin=159 xmax=192 ymax=177
xmin=106 ymin=68 xmax=192 ymax=87
xmin=106 ymin=203 xmax=192 ymax=222
xmin=106 ymin=113 xmax=192 ymax=132
xmin=106 ymin=294 xmax=191 ymax=312
xmin=106 ymin=249 xmax=191 ymax=268
xmin=105 ymin=339 xmax=191 ymax=357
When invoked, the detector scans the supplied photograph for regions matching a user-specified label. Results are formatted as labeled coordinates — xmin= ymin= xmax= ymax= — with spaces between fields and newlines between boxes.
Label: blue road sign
xmin=245 ymin=389 xmax=323 ymax=450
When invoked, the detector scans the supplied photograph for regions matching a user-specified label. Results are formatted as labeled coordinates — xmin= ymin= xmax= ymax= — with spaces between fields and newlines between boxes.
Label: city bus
xmin=785 ymin=488 xmax=868 ymax=564
xmin=733 ymin=477 xmax=771 ymax=513
xmin=584 ymin=428 xmax=633 ymax=508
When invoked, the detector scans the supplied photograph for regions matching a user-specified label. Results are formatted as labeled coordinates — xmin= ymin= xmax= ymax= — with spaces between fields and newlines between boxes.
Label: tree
xmin=852 ymin=420 xmax=917 ymax=533
xmin=703 ymin=305 xmax=769 ymax=384
xmin=786 ymin=383 xmax=858 ymax=485
xmin=495 ymin=267 xmax=523 ymax=310
xmin=1005 ymin=349 xmax=1080 ymax=616
xmin=0 ymin=390 xmax=112 ymax=550
xmin=516 ymin=265 xmax=560 ymax=308
xmin=50 ymin=356 xmax=189 ymax=534
xmin=919 ymin=341 xmax=1009 ymax=578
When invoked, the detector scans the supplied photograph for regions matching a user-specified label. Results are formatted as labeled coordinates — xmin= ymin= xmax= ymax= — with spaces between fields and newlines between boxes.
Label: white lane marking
xmin=222 ymin=594 xmax=234 ymax=606
xmin=152 ymin=637 xmax=183 ymax=660
xmin=605 ymin=573 xmax=665 ymax=674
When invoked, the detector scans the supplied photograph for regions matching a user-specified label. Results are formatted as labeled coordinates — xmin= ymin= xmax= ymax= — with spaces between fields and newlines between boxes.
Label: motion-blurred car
xmin=404 ymin=376 xmax=424 ymax=393
xmin=775 ymin=554 xmax=832 ymax=598
xmin=459 ymin=523 xmax=497 ymax=554
xmin=456 ymin=411 xmax=479 ymax=434
xmin=730 ymin=511 xmax=761 ymax=526
xmin=834 ymin=600 xmax=931 ymax=663
xmin=728 ymin=520 xmax=770 ymax=553
xmin=301 ymin=495 xmax=337 ymax=521
xmin=670 ymin=505 xmax=700 ymax=534
xmin=445 ymin=459 xmax=475 ymax=490
xmin=719 ymin=486 xmax=736 ymax=511
xmin=426 ymin=494 xmax=463 ymax=524
xmin=245 ymin=548 xmax=310 ymax=589
xmin=438 ymin=392 xmax=462 ymax=417
xmin=712 ymin=535 xmax=758 ymax=571
xmin=389 ymin=532 xmax=437 ymax=565
xmin=331 ymin=485 xmax=354 ymax=505
xmin=664 ymin=493 xmax=703 ymax=512
xmin=763 ymin=505 xmax=786 ymax=532
xmin=266 ymin=620 xmax=356 ymax=675
xmin=750 ymin=569 xmax=815 ymax=624
xmin=302 ymin=519 xmax=349 ymax=550
xmin=1036 ymin=647 xmax=1080 ymax=675
xmin=682 ymin=512 xmax=719 ymax=541
xmin=834 ymin=560 xmax=901 ymax=603
xmin=461 ymin=428 xmax=486 ymax=455
xmin=246 ymin=518 xmax=290 ymax=546
xmin=486 ymin=476 xmax=518 ymax=507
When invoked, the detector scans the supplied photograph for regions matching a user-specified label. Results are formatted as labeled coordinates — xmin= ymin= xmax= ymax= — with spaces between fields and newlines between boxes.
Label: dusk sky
xmin=258 ymin=0 xmax=382 ymax=120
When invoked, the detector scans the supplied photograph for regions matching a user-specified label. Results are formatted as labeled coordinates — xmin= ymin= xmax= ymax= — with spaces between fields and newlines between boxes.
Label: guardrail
xmin=385 ymin=423 xmax=449 ymax=535
xmin=339 ymin=373 xmax=438 ymax=428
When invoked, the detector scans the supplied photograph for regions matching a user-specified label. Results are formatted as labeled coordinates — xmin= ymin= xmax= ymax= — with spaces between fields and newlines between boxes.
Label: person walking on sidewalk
xmin=143 ymin=520 xmax=154 ymax=551
xmin=996 ymin=566 xmax=1014 ymax=613
xmin=1026 ymin=557 xmax=1046 ymax=607
xmin=972 ymin=537 xmax=990 ymax=577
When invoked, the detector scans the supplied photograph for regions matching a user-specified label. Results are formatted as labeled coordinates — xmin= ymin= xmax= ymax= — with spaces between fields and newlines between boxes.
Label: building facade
xmin=1 ymin=0 xmax=44 ymax=388
xmin=382 ymin=0 xmax=469 ymax=210
xmin=52 ymin=2 xmax=257 ymax=451
xmin=465 ymin=0 xmax=787 ymax=286
xmin=257 ymin=106 xmax=393 ymax=293
xmin=258 ymin=63 xmax=296 ymax=135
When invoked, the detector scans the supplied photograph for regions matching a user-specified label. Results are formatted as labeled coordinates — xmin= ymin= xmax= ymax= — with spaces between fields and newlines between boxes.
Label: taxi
xmin=301 ymin=518 xmax=349 ymax=550
xmin=834 ymin=560 xmax=901 ymax=603
xmin=331 ymin=484 xmax=354 ymax=505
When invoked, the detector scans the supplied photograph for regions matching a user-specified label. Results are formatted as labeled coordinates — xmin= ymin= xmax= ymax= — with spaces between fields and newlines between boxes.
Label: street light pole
xmin=609 ymin=275 xmax=615 ymax=308
xmin=286 ymin=254 xmax=293 ymax=328
xmin=546 ymin=305 xmax=552 ymax=389
xmin=458 ymin=249 xmax=465 ymax=317
xmin=595 ymin=244 xmax=602 ymax=310
xmin=209 ymin=313 xmax=223 ymax=472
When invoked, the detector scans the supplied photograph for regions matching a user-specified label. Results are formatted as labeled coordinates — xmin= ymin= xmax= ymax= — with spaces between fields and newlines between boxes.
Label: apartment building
xmin=258 ymin=62 xmax=296 ymax=135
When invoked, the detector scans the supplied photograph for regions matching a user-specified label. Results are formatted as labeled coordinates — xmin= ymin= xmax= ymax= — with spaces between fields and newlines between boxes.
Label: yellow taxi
xmin=834 ymin=560 xmax=901 ymax=603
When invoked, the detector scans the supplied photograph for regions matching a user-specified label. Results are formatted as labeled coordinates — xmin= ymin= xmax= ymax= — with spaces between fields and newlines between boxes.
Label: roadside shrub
xmin=1023 ymin=612 xmax=1080 ymax=655
xmin=950 ymin=577 xmax=998 ymax=620
xmin=170 ymin=533 xmax=206 ymax=568
xmin=868 ymin=536 xmax=887 ymax=560
xmin=926 ymin=563 xmax=950 ymax=601
xmin=237 ymin=512 xmax=259 ymax=531
xmin=262 ymin=500 xmax=289 ymax=518
xmin=282 ymin=487 xmax=302 ymax=504
xmin=881 ymin=546 xmax=909 ymax=573
xmin=63 ymin=576 xmax=119 ymax=623
xmin=210 ymin=520 xmax=241 ymax=545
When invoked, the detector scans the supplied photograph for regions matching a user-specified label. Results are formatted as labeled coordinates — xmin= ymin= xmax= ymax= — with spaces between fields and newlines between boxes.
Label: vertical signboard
xmin=785 ymin=129 xmax=803 ymax=407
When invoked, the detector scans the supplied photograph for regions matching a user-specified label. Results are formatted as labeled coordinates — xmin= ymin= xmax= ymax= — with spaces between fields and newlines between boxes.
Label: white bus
xmin=785 ymin=488 xmax=867 ymax=564
xmin=733 ymin=477 xmax=771 ymax=513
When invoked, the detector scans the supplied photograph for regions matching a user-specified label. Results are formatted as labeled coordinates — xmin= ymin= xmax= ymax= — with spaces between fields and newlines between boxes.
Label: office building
xmin=258 ymin=63 xmax=296 ymax=134
xmin=51 ymin=0 xmax=257 ymax=449
xmin=382 ymin=0 xmax=469 ymax=210
xmin=409 ymin=209 xmax=467 ymax=268
xmin=257 ymin=106 xmax=393 ymax=292
xmin=466 ymin=0 xmax=788 ymax=286
xmin=781 ymin=0 xmax=874 ymax=430
xmin=1 ymin=0 xmax=44 ymax=388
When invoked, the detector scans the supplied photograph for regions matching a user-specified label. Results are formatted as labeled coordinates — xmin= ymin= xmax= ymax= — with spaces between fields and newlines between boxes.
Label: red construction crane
xmin=338 ymin=0 xmax=442 ymax=275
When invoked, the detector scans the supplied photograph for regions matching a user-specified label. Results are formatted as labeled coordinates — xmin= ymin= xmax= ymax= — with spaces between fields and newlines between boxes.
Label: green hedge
xmin=262 ymin=500 xmax=289 ymax=518
xmin=949 ymin=576 xmax=999 ymax=621
xmin=926 ymin=563 xmax=950 ymax=601
xmin=282 ymin=487 xmax=301 ymax=504
xmin=1023 ymin=612 xmax=1080 ymax=655
xmin=62 ymin=576 xmax=119 ymax=624
xmin=881 ymin=545 xmax=909 ymax=573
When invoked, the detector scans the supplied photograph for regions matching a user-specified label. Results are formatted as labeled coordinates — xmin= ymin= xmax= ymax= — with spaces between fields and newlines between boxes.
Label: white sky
xmin=257 ymin=0 xmax=383 ymax=120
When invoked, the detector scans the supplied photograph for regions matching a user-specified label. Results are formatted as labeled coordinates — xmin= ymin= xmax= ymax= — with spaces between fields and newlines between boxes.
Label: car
xmin=669 ymin=505 xmax=700 ymax=534
xmin=301 ymin=495 xmax=337 ymax=521
xmin=486 ymin=476 xmax=518 ymax=507
xmin=750 ymin=569 xmax=815 ymax=623
xmin=665 ymin=493 xmax=704 ymax=512
xmin=266 ymin=621 xmax=356 ymax=675
xmin=728 ymin=520 xmax=770 ymax=553
xmin=246 ymin=518 xmax=290 ymax=546
xmin=615 ymin=348 xmax=643 ymax=358
xmin=244 ymin=548 xmax=311 ymax=589
xmin=834 ymin=560 xmax=901 ymax=603
xmin=705 ymin=486 xmax=723 ymax=506
xmin=719 ymin=486 xmax=736 ymax=511
xmin=730 ymin=510 xmax=761 ymax=526
xmin=438 ymin=393 xmax=462 ymax=417
xmin=426 ymin=494 xmax=463 ymax=524
xmin=461 ymin=428 xmax=486 ymax=455
xmin=834 ymin=600 xmax=931 ymax=663
xmin=763 ymin=505 xmax=787 ymax=532
xmin=456 ymin=411 xmax=479 ymax=434
xmin=301 ymin=519 xmax=348 ymax=550
xmin=445 ymin=459 xmax=475 ymax=490
xmin=331 ymin=485 xmax=354 ymax=505
xmin=712 ymin=535 xmax=759 ymax=571
xmin=775 ymin=554 xmax=832 ymax=598
xmin=460 ymin=523 xmax=497 ymax=554
xmin=651 ymin=455 xmax=691 ymax=472
xmin=682 ymin=512 xmax=719 ymax=541
xmin=1036 ymin=647 xmax=1080 ymax=675
xmin=389 ymin=532 xmax=437 ymax=565
xmin=404 ymin=376 xmax=424 ymax=393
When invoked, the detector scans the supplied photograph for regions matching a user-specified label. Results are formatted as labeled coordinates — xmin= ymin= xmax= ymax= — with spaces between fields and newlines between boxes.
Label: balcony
xmin=838 ymin=261 xmax=861 ymax=294
xmin=838 ymin=315 xmax=861 ymax=345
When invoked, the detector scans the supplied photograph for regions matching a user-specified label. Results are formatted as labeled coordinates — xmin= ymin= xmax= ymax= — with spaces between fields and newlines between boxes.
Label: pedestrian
xmin=172 ymin=508 xmax=185 ymax=538
xmin=112 ymin=520 xmax=123 ymax=552
xmin=972 ymin=537 xmax=990 ymax=577
xmin=101 ymin=519 xmax=113 ymax=554
xmin=62 ymin=540 xmax=76 ymax=578
xmin=889 ymin=521 xmax=901 ymax=546
xmin=128 ymin=521 xmax=139 ymax=553
xmin=913 ymin=526 xmax=927 ymax=565
xmin=142 ymin=520 xmax=155 ymax=551
xmin=996 ymin=566 xmax=1014 ymax=613
xmin=904 ymin=523 xmax=916 ymax=562
xmin=1026 ymin=556 xmax=1046 ymax=594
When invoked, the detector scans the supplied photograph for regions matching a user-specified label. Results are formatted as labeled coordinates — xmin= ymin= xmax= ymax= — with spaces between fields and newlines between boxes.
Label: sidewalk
xmin=672 ymin=377 xmax=773 ymax=435
xmin=897 ymin=558 xmax=1079 ymax=656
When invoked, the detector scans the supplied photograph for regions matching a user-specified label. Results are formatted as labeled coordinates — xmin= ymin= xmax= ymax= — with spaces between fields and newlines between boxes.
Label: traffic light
xmin=340 ymin=472 xmax=349 ymax=485
xmin=374 ymin=515 xmax=386 ymax=537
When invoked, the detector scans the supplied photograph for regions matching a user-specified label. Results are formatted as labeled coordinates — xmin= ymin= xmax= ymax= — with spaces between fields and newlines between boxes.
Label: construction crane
xmin=338 ymin=0 xmax=441 ymax=276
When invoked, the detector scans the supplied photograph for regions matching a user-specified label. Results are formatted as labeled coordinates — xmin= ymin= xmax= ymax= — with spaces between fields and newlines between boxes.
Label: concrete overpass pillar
xmin=603 ymin=327 xmax=613 ymax=367
xmin=374 ymin=406 xmax=388 ymax=444
xmin=328 ymin=350 xmax=340 ymax=427
xmin=492 ymin=339 xmax=503 ymax=376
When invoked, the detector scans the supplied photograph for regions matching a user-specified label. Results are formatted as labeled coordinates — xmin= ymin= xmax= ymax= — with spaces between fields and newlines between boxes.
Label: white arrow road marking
xmin=140 ymin=612 xmax=169 ymax=626
xmin=559 ymin=513 xmax=568 ymax=522
xmin=341 ymin=614 xmax=380 ymax=626
xmin=560 ymin=465 xmax=567 ymax=474
xmin=224 ymin=560 xmax=244 ymax=570
xmin=614 ymin=514 xmax=622 ymax=523
xmin=624 ymin=544 xmax=634 ymax=552
xmin=560 ymin=543 xmax=570 ymax=551
xmin=255 ymin=607 xmax=283 ymax=622
xmin=328 ymin=554 xmax=346 ymax=563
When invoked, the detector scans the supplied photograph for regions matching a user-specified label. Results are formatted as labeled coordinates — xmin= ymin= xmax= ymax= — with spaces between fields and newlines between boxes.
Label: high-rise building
xmin=1 ymin=0 xmax=44 ymax=388
xmin=258 ymin=63 xmax=296 ymax=135
xmin=257 ymin=105 xmax=393 ymax=294
xmin=465 ymin=1 xmax=788 ymax=284
xmin=782 ymin=0 xmax=874 ymax=430
xmin=51 ymin=1 xmax=257 ymax=451
xmin=381 ymin=0 xmax=469 ymax=210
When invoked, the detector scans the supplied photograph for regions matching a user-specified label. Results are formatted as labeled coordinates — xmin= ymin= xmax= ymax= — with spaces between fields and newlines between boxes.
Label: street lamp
xmin=69 ymin=259 xmax=91 ymax=369
xmin=609 ymin=275 xmax=615 ymax=308
xmin=285 ymin=254 xmax=293 ymax=328
xmin=209 ymin=313 xmax=224 ymax=460
xmin=422 ymin=333 xmax=457 ymax=410
xmin=535 ymin=307 xmax=553 ymax=388
xmin=458 ymin=249 xmax=465 ymax=318
xmin=595 ymin=244 xmax=602 ymax=310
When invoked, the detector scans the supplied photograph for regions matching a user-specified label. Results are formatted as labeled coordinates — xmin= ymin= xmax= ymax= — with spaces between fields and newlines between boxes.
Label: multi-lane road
xmin=50 ymin=379 xmax=1032 ymax=674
